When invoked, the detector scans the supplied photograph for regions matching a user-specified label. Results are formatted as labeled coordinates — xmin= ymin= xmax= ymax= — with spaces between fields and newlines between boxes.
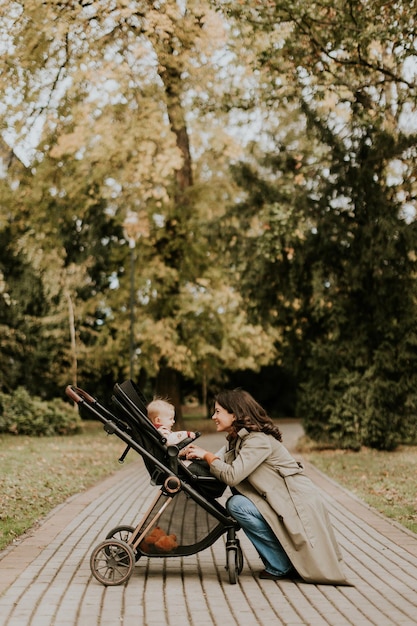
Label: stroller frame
xmin=66 ymin=380 xmax=243 ymax=586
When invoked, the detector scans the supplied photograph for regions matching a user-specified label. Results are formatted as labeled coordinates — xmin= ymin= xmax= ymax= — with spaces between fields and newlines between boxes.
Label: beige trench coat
xmin=210 ymin=429 xmax=349 ymax=585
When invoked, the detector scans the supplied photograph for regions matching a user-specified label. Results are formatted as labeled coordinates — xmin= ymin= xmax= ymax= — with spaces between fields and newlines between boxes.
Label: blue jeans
xmin=226 ymin=494 xmax=294 ymax=576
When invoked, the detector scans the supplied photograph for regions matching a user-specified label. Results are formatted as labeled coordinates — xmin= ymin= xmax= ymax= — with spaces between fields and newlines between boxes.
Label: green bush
xmin=0 ymin=387 xmax=82 ymax=436
xmin=326 ymin=370 xmax=364 ymax=451
xmin=299 ymin=357 xmax=417 ymax=451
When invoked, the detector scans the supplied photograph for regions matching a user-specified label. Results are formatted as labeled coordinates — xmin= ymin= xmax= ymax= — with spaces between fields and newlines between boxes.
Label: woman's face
xmin=212 ymin=401 xmax=235 ymax=433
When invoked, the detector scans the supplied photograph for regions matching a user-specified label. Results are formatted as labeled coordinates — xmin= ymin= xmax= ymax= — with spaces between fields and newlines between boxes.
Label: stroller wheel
xmin=105 ymin=525 xmax=141 ymax=561
xmin=226 ymin=544 xmax=244 ymax=585
xmin=90 ymin=539 xmax=135 ymax=586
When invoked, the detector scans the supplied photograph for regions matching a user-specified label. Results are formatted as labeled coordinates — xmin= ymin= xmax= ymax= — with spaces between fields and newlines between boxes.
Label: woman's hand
xmin=185 ymin=444 xmax=207 ymax=461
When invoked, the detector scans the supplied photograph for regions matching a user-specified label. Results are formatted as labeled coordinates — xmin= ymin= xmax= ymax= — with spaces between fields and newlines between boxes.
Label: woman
xmin=185 ymin=389 xmax=349 ymax=584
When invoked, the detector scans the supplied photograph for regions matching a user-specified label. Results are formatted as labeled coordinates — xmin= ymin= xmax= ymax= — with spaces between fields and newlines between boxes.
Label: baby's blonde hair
xmin=147 ymin=398 xmax=175 ymax=423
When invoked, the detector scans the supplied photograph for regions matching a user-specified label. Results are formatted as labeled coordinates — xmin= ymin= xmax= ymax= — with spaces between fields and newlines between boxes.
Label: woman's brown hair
xmin=214 ymin=389 xmax=282 ymax=442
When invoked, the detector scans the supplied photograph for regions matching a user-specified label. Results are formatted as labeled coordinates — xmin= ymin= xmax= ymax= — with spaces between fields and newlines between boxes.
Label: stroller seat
xmin=111 ymin=380 xmax=226 ymax=498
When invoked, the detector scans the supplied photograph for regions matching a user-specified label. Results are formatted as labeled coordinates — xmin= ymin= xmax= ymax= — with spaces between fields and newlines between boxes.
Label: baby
xmin=147 ymin=398 xmax=226 ymax=499
xmin=147 ymin=398 xmax=196 ymax=446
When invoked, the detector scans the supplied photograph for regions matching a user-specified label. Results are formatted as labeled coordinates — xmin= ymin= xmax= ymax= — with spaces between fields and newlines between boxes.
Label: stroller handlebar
xmin=65 ymin=385 xmax=96 ymax=405
xmin=176 ymin=431 xmax=201 ymax=451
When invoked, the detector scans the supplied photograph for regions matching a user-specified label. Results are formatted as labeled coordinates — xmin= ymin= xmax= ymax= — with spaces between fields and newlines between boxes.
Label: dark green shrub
xmin=299 ymin=369 xmax=364 ymax=451
xmin=362 ymin=386 xmax=400 ymax=451
xmin=326 ymin=371 xmax=364 ymax=451
xmin=299 ymin=351 xmax=417 ymax=451
xmin=0 ymin=387 xmax=82 ymax=436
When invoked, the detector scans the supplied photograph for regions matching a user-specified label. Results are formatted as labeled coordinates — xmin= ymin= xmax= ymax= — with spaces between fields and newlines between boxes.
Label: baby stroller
xmin=65 ymin=380 xmax=244 ymax=586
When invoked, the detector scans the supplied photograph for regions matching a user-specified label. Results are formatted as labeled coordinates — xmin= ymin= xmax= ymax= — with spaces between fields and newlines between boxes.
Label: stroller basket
xmin=65 ymin=381 xmax=243 ymax=586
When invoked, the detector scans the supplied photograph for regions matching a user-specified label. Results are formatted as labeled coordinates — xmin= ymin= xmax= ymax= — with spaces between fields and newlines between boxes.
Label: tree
xmin=0 ymin=1 xmax=279 ymax=413
xmin=215 ymin=0 xmax=417 ymax=448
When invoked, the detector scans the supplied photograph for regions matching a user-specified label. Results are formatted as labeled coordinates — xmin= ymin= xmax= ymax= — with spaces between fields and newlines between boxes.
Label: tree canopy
xmin=1 ymin=0 xmax=417 ymax=448
xmin=217 ymin=0 xmax=417 ymax=449
xmin=0 ymin=0 xmax=276 ymax=412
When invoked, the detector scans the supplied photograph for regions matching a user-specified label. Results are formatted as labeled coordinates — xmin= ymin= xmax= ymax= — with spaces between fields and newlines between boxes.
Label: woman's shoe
xmin=259 ymin=568 xmax=300 ymax=580
xmin=259 ymin=569 xmax=289 ymax=580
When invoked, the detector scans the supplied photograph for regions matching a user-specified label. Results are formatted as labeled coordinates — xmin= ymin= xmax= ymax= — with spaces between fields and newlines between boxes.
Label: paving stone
xmin=1 ymin=427 xmax=416 ymax=626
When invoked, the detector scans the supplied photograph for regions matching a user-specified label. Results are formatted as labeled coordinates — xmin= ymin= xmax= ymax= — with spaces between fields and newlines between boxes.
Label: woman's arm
xmin=185 ymin=444 xmax=219 ymax=464
xmin=186 ymin=433 xmax=272 ymax=486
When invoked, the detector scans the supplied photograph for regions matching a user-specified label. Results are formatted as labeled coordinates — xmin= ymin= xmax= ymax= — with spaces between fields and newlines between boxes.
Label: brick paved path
xmin=0 ymin=425 xmax=416 ymax=626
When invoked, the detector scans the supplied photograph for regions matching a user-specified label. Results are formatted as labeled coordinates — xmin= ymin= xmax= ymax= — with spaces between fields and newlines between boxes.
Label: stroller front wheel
xmin=105 ymin=525 xmax=141 ymax=561
xmin=226 ymin=544 xmax=244 ymax=585
xmin=90 ymin=539 xmax=135 ymax=586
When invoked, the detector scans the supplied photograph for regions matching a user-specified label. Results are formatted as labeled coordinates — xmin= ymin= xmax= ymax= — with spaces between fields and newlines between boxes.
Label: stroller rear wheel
xmin=226 ymin=543 xmax=244 ymax=585
xmin=90 ymin=539 xmax=135 ymax=586
xmin=105 ymin=525 xmax=141 ymax=561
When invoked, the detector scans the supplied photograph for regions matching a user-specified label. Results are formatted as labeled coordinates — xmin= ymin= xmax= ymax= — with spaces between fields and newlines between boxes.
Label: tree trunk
xmin=66 ymin=290 xmax=77 ymax=389
xmin=152 ymin=39 xmax=194 ymax=429
xmin=155 ymin=365 xmax=184 ymax=426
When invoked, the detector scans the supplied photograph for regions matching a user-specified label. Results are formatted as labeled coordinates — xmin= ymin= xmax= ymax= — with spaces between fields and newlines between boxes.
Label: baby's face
xmin=158 ymin=408 xmax=175 ymax=430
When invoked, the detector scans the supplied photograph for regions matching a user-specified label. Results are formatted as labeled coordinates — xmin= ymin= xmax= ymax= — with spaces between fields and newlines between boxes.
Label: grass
xmin=0 ymin=421 xmax=135 ymax=552
xmin=1 ymin=418 xmax=416 ymax=554
xmin=303 ymin=444 xmax=417 ymax=534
